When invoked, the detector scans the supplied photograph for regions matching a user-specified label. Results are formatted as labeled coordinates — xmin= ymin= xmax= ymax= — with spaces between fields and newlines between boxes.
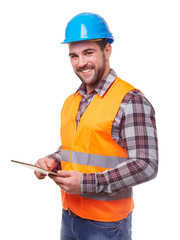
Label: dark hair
xmin=96 ymin=39 xmax=108 ymax=51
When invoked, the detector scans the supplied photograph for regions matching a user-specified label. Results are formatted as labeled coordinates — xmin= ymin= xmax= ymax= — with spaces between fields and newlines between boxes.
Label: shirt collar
xmin=76 ymin=69 xmax=117 ymax=97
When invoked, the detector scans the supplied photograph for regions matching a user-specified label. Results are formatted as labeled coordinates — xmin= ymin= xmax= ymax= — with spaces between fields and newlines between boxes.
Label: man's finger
xmin=57 ymin=170 xmax=72 ymax=177
xmin=49 ymin=175 xmax=67 ymax=184
xmin=34 ymin=171 xmax=46 ymax=179
xmin=45 ymin=158 xmax=56 ymax=170
xmin=35 ymin=161 xmax=48 ymax=170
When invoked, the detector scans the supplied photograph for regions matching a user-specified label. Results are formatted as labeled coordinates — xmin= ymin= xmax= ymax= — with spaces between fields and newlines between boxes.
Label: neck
xmin=86 ymin=66 xmax=111 ymax=94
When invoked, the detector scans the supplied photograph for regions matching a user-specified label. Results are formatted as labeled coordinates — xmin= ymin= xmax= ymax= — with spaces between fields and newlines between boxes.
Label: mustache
xmin=77 ymin=64 xmax=94 ymax=72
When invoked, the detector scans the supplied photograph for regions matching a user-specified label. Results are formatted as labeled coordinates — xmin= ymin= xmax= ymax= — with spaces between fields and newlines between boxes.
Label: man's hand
xmin=49 ymin=170 xmax=82 ymax=195
xmin=34 ymin=158 xmax=56 ymax=180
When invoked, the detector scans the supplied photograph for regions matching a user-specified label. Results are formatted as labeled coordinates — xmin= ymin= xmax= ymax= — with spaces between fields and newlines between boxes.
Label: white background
xmin=1 ymin=0 xmax=180 ymax=239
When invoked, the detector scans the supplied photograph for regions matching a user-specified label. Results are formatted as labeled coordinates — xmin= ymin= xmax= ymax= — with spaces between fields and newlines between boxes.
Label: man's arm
xmin=81 ymin=92 xmax=158 ymax=195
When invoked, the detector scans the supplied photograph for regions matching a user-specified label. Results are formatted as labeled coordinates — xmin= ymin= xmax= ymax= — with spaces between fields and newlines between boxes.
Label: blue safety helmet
xmin=62 ymin=12 xmax=114 ymax=44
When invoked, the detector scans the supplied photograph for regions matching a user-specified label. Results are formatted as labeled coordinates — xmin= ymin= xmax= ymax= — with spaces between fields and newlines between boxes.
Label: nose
xmin=78 ymin=55 xmax=88 ymax=69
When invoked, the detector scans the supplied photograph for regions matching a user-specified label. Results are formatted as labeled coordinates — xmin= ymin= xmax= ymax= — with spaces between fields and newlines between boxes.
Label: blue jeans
xmin=60 ymin=209 xmax=132 ymax=240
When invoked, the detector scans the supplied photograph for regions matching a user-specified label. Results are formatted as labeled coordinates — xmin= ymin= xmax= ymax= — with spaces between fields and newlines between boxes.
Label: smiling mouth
xmin=82 ymin=69 xmax=92 ymax=73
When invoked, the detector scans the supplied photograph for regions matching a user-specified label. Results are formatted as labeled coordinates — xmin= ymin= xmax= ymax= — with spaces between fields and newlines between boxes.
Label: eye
xmin=86 ymin=51 xmax=93 ymax=56
xmin=70 ymin=54 xmax=78 ymax=60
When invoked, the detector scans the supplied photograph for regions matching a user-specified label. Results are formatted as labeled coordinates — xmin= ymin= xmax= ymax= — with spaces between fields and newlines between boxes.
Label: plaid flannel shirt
xmin=47 ymin=69 xmax=158 ymax=195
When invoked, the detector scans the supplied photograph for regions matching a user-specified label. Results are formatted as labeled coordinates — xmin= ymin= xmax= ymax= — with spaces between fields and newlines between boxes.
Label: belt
xmin=67 ymin=208 xmax=78 ymax=218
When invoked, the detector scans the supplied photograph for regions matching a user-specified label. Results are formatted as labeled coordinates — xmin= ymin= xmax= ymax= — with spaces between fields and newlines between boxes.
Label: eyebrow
xmin=69 ymin=48 xmax=96 ymax=57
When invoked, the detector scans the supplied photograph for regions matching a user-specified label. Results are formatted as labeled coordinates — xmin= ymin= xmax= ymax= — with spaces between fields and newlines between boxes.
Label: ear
xmin=104 ymin=43 xmax=112 ymax=60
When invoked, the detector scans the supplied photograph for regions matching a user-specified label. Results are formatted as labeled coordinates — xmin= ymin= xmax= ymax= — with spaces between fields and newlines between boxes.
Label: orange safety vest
xmin=60 ymin=77 xmax=135 ymax=222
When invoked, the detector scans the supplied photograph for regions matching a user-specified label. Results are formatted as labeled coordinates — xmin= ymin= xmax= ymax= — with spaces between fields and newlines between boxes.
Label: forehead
xmin=69 ymin=41 xmax=100 ymax=53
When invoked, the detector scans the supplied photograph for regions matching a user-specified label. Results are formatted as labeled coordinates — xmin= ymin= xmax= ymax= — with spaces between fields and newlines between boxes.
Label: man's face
xmin=69 ymin=41 xmax=111 ymax=92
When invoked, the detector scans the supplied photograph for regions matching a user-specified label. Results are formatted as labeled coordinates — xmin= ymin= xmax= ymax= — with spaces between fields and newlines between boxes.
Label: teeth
xmin=82 ymin=69 xmax=91 ymax=73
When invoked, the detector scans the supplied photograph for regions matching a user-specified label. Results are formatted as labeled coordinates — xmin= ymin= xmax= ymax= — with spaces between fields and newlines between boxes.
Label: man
xmin=34 ymin=12 xmax=158 ymax=240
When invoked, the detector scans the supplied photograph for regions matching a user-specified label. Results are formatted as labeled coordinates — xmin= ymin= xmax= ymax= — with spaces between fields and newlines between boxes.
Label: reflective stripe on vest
xmin=60 ymin=77 xmax=135 ymax=222
xmin=61 ymin=149 xmax=128 ymax=169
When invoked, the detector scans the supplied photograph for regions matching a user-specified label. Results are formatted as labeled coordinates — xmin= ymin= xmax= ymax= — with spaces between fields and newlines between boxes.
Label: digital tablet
xmin=11 ymin=160 xmax=58 ymax=176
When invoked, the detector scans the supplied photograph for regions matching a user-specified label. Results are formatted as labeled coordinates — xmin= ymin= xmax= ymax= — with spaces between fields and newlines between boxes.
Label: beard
xmin=74 ymin=54 xmax=107 ymax=88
